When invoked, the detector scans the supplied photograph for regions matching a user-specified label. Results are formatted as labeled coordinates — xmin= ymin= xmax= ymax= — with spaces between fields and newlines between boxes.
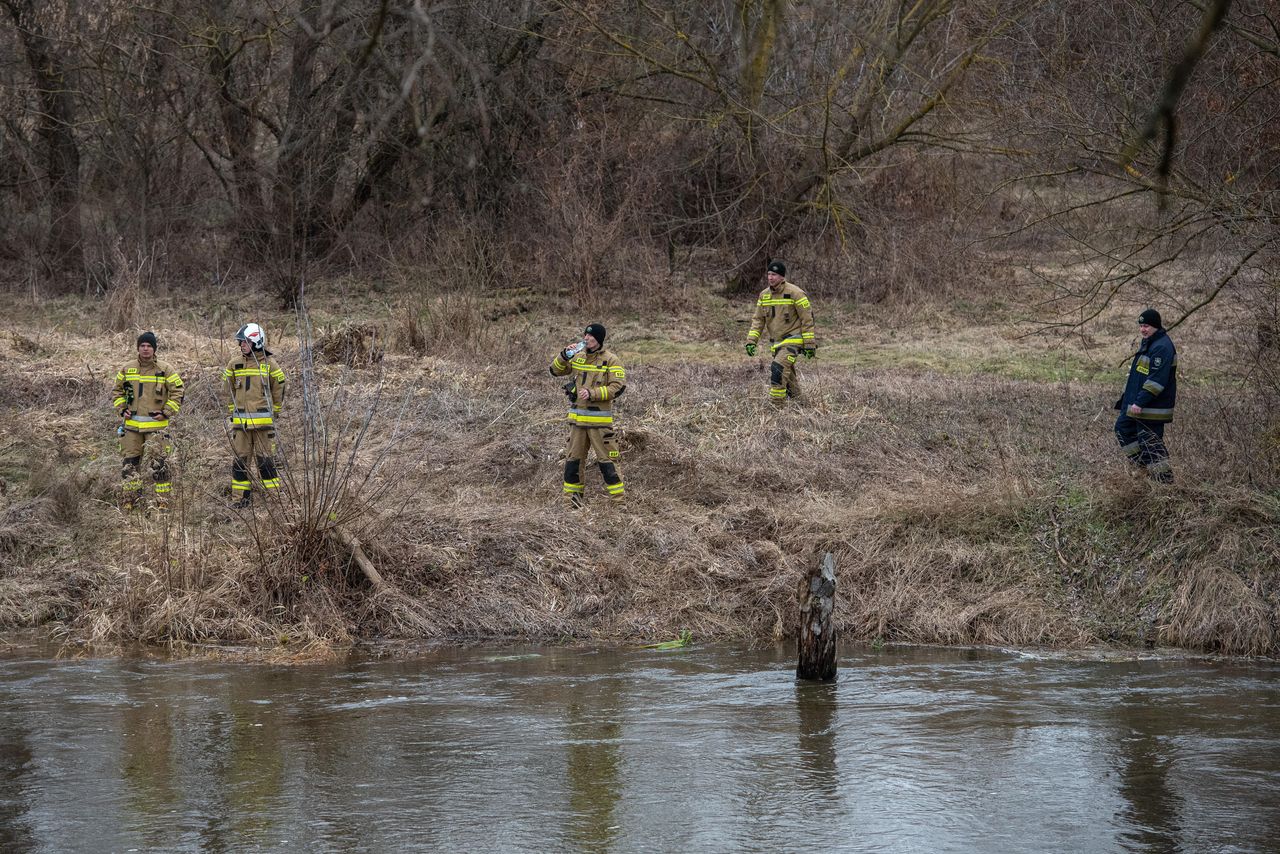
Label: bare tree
xmin=984 ymin=0 xmax=1279 ymax=331
xmin=555 ymin=0 xmax=1036 ymax=292
xmin=2 ymin=0 xmax=83 ymax=286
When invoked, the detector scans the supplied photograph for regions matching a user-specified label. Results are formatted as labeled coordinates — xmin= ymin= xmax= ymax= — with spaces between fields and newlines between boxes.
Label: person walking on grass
xmin=223 ymin=322 xmax=286 ymax=509
xmin=745 ymin=260 xmax=817 ymax=404
xmin=549 ymin=323 xmax=627 ymax=508
xmin=1114 ymin=308 xmax=1177 ymax=483
xmin=112 ymin=331 xmax=184 ymax=511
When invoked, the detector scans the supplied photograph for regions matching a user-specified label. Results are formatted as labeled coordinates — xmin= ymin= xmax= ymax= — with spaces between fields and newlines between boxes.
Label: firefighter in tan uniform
xmin=745 ymin=260 xmax=817 ymax=404
xmin=222 ymin=322 xmax=286 ymax=508
xmin=111 ymin=331 xmax=185 ymax=509
xmin=549 ymin=323 xmax=627 ymax=507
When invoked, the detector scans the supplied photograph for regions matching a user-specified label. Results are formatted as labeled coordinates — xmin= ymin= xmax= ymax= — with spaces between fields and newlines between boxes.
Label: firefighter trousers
xmin=769 ymin=345 xmax=802 ymax=403
xmin=230 ymin=427 xmax=281 ymax=494
xmin=120 ymin=429 xmax=173 ymax=498
xmin=563 ymin=426 xmax=624 ymax=501
xmin=1115 ymin=415 xmax=1172 ymax=481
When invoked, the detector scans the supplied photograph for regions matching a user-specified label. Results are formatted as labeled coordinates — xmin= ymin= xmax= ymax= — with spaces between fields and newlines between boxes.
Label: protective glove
xmin=745 ymin=343 xmax=757 ymax=357
xmin=803 ymin=347 xmax=816 ymax=359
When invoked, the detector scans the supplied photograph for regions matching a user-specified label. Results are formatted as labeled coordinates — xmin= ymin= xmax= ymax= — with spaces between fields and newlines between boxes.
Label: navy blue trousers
xmin=1115 ymin=415 xmax=1172 ymax=479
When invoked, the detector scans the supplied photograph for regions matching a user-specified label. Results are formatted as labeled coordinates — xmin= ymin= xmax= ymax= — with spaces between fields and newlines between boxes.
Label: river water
xmin=1 ymin=641 xmax=1277 ymax=853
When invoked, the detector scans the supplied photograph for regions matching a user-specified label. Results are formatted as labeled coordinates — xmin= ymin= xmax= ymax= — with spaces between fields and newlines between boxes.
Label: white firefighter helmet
xmin=236 ymin=322 xmax=266 ymax=350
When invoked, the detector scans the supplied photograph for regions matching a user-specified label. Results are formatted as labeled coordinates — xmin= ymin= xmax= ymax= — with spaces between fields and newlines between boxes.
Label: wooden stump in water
xmin=796 ymin=552 xmax=837 ymax=682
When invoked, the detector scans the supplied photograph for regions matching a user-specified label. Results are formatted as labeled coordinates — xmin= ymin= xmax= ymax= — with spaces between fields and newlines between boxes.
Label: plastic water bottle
xmin=565 ymin=340 xmax=587 ymax=358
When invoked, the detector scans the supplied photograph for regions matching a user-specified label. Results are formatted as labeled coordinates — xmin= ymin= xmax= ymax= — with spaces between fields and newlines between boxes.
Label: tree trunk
xmin=4 ymin=0 xmax=84 ymax=287
xmin=796 ymin=552 xmax=837 ymax=682
xmin=208 ymin=4 xmax=269 ymax=253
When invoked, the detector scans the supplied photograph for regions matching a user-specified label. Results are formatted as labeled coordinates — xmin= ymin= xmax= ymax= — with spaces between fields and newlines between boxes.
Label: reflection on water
xmin=1112 ymin=689 xmax=1183 ymax=851
xmin=0 ymin=643 xmax=1278 ymax=853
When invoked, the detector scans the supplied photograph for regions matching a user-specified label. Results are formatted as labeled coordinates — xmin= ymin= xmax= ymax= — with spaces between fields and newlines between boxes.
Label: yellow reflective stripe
xmin=563 ymin=482 xmax=585 ymax=493
xmin=759 ymin=298 xmax=796 ymax=306
xmin=124 ymin=417 xmax=169 ymax=430
xmin=553 ymin=356 xmax=567 ymax=370
xmin=605 ymin=483 xmax=625 ymax=494
xmin=115 ymin=372 xmax=125 ymax=381
xmin=165 ymin=375 xmax=183 ymax=385
xmin=570 ymin=414 xmax=613 ymax=425
xmin=125 ymin=376 xmax=168 ymax=383
xmin=796 ymin=298 xmax=810 ymax=307
xmin=747 ymin=330 xmax=760 ymax=339
xmin=222 ymin=369 xmax=232 ymax=380
xmin=599 ymin=387 xmax=608 ymax=401
xmin=154 ymin=483 xmax=172 ymax=493
xmin=112 ymin=397 xmax=127 ymax=407
xmin=261 ymin=478 xmax=281 ymax=489
xmin=232 ymin=368 xmax=270 ymax=377
xmin=232 ymin=416 xmax=274 ymax=426
xmin=801 ymin=332 xmax=815 ymax=339
xmin=231 ymin=480 xmax=251 ymax=492
xmin=165 ymin=400 xmax=180 ymax=412
xmin=1142 ymin=380 xmax=1164 ymax=396
xmin=270 ymin=371 xmax=285 ymax=381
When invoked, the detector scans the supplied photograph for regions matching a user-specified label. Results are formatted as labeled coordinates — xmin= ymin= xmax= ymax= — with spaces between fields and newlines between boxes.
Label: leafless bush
xmin=101 ymin=239 xmax=149 ymax=331
xmin=315 ymin=323 xmax=385 ymax=368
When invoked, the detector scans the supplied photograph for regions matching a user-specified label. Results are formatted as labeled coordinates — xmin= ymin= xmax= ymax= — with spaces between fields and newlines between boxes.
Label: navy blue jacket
xmin=1120 ymin=329 xmax=1177 ymax=422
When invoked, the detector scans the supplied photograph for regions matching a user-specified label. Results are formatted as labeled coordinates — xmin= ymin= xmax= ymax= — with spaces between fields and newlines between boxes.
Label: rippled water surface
xmin=1 ymin=642 xmax=1278 ymax=853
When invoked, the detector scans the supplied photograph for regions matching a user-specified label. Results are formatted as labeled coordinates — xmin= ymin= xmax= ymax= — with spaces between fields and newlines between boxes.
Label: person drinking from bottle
xmin=549 ymin=323 xmax=627 ymax=508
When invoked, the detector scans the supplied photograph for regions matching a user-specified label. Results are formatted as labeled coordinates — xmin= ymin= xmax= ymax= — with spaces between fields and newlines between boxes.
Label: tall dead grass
xmin=0 ymin=278 xmax=1277 ymax=656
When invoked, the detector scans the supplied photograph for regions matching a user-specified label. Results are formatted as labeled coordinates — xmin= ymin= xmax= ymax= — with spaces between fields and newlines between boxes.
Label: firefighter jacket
xmin=223 ymin=352 xmax=286 ymax=429
xmin=1120 ymin=329 xmax=1177 ymax=422
xmin=112 ymin=356 xmax=184 ymax=433
xmin=747 ymin=280 xmax=816 ymax=353
xmin=549 ymin=347 xmax=626 ymax=427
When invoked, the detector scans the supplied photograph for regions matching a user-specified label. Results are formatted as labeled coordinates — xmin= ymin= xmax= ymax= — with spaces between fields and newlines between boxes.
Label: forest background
xmin=0 ymin=0 xmax=1277 ymax=656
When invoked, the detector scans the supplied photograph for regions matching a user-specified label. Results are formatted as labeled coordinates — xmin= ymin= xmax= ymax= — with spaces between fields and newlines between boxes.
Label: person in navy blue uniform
xmin=1114 ymin=308 xmax=1177 ymax=482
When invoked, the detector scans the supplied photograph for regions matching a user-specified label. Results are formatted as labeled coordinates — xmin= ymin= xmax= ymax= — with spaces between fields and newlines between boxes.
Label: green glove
xmin=803 ymin=347 xmax=816 ymax=359
xmin=745 ymin=342 xmax=757 ymax=357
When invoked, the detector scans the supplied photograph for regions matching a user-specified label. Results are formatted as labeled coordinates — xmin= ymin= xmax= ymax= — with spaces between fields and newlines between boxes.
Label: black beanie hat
xmin=136 ymin=331 xmax=158 ymax=350
xmin=767 ymin=260 xmax=786 ymax=276
xmin=584 ymin=323 xmax=606 ymax=346
xmin=1137 ymin=309 xmax=1162 ymax=328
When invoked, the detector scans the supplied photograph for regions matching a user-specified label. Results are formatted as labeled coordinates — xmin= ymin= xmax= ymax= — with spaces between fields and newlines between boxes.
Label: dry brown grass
xmin=0 ymin=274 xmax=1277 ymax=657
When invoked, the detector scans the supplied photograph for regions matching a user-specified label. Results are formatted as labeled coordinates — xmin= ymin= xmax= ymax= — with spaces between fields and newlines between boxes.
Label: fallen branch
xmin=330 ymin=525 xmax=388 ymax=592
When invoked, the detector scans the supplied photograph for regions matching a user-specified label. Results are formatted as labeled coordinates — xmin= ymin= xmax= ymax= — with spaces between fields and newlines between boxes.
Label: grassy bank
xmin=1 ymin=275 xmax=1277 ymax=656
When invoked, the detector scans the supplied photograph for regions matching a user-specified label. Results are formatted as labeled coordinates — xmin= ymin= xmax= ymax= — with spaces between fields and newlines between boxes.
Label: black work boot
xmin=230 ymin=492 xmax=253 ymax=509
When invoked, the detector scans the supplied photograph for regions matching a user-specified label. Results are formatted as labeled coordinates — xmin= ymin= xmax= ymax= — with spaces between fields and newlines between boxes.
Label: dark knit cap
xmin=584 ymin=323 xmax=606 ymax=346
xmin=1137 ymin=309 xmax=1162 ymax=328
xmin=136 ymin=331 xmax=158 ymax=350
xmin=767 ymin=260 xmax=786 ymax=276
